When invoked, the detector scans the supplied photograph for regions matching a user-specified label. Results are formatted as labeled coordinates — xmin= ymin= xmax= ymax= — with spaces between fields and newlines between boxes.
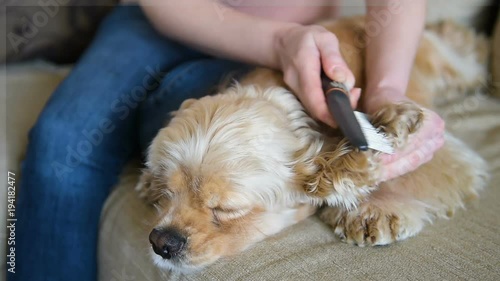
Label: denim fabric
xmin=10 ymin=5 xmax=248 ymax=281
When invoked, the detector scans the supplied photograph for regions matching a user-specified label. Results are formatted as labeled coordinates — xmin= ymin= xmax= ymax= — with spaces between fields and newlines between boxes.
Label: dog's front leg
xmin=297 ymin=143 xmax=381 ymax=209
xmin=317 ymin=102 xmax=429 ymax=246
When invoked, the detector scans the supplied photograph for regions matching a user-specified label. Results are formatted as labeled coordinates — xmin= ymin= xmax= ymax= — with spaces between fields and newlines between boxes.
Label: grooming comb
xmin=321 ymin=72 xmax=394 ymax=154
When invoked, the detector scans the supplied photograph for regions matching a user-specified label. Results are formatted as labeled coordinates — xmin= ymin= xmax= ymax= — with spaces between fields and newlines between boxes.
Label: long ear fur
xmin=169 ymin=98 xmax=198 ymax=119
xmin=135 ymin=169 xmax=165 ymax=205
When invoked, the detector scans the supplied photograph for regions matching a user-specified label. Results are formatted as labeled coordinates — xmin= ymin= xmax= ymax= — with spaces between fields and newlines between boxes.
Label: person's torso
xmin=122 ymin=0 xmax=340 ymax=24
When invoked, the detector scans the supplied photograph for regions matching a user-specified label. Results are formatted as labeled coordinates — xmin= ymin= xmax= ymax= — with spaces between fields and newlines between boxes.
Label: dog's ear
xmin=179 ymin=98 xmax=197 ymax=111
xmin=136 ymin=169 xmax=165 ymax=205
xmin=294 ymin=141 xmax=378 ymax=208
xmin=170 ymin=98 xmax=197 ymax=118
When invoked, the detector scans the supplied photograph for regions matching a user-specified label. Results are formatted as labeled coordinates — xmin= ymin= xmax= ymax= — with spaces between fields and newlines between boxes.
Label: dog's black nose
xmin=149 ymin=227 xmax=186 ymax=259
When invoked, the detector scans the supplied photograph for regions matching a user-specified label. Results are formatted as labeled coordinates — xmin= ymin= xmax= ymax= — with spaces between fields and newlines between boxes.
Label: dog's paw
xmin=332 ymin=206 xmax=402 ymax=246
xmin=371 ymin=102 xmax=424 ymax=149
xmin=319 ymin=200 xmax=425 ymax=246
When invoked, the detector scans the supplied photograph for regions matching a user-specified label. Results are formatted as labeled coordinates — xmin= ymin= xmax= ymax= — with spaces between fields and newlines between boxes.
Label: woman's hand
xmin=273 ymin=24 xmax=362 ymax=127
xmin=364 ymin=89 xmax=446 ymax=182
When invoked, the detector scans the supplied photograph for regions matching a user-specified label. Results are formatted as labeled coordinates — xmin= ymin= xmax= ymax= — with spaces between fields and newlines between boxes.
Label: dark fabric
xmin=3 ymin=0 xmax=118 ymax=64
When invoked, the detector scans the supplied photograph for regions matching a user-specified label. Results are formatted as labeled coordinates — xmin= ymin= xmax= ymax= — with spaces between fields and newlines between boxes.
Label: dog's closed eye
xmin=211 ymin=207 xmax=251 ymax=222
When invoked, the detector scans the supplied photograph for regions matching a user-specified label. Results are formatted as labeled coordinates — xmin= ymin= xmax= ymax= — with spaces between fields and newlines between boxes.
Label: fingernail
xmin=331 ymin=67 xmax=346 ymax=83
xmin=331 ymin=67 xmax=355 ymax=90
xmin=345 ymin=78 xmax=355 ymax=91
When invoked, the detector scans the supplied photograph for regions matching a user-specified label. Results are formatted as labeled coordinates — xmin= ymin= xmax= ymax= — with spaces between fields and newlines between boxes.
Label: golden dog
xmin=136 ymin=18 xmax=489 ymax=272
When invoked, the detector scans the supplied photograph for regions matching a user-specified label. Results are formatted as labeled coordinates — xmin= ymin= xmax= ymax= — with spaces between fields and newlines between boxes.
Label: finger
xmin=296 ymin=55 xmax=338 ymax=128
xmin=298 ymin=65 xmax=360 ymax=128
xmin=315 ymin=32 xmax=356 ymax=90
xmin=380 ymin=133 xmax=444 ymax=182
xmin=349 ymin=88 xmax=361 ymax=109
xmin=380 ymin=133 xmax=425 ymax=164
xmin=305 ymin=83 xmax=337 ymax=128
xmin=380 ymin=151 xmax=422 ymax=181
xmin=329 ymin=66 xmax=356 ymax=91
xmin=380 ymin=112 xmax=445 ymax=164
xmin=381 ymin=145 xmax=436 ymax=182
xmin=423 ymin=108 xmax=446 ymax=131
xmin=380 ymin=131 xmax=443 ymax=165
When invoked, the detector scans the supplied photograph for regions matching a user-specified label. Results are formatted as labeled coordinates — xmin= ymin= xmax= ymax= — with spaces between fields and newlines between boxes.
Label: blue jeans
xmin=10 ymin=5 xmax=248 ymax=281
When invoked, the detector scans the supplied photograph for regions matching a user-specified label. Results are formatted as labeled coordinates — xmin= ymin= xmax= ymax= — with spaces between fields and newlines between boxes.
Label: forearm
xmin=364 ymin=0 xmax=426 ymax=96
xmin=139 ymin=0 xmax=297 ymax=68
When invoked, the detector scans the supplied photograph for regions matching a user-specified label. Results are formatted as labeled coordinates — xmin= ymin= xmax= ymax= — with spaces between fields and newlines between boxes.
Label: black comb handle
xmin=321 ymin=72 xmax=368 ymax=151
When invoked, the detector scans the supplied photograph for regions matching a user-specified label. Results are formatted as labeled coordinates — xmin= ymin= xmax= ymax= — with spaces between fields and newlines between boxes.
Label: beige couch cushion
xmin=4 ymin=62 xmax=71 ymax=172
xmin=1 ymin=62 xmax=70 ymax=281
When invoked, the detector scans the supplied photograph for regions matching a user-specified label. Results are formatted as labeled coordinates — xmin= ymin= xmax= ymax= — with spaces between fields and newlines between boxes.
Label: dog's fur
xmin=136 ymin=18 xmax=490 ymax=272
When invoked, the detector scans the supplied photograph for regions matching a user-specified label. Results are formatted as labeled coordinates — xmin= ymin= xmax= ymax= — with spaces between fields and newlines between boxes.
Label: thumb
xmin=314 ymin=31 xmax=356 ymax=90
xmin=327 ymin=66 xmax=356 ymax=91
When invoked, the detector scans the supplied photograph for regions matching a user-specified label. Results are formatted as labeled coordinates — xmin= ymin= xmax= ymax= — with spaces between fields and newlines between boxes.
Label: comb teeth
xmin=353 ymin=111 xmax=394 ymax=154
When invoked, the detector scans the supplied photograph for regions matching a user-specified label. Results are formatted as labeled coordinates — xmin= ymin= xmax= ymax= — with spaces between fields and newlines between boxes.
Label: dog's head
xmin=136 ymin=85 xmax=322 ymax=272
xmin=137 ymin=84 xmax=371 ymax=272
